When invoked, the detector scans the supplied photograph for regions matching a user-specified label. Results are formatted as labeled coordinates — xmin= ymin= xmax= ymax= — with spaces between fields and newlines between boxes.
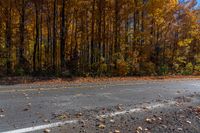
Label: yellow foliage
xmin=178 ymin=39 xmax=193 ymax=47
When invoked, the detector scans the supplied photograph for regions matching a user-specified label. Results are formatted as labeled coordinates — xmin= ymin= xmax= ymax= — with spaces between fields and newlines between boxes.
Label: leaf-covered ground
xmin=1 ymin=76 xmax=200 ymax=85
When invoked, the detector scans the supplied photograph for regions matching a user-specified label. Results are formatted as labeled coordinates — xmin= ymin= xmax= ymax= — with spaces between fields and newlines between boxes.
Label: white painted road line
xmin=1 ymin=120 xmax=78 ymax=133
xmin=98 ymin=101 xmax=176 ymax=118
xmin=1 ymin=101 xmax=176 ymax=133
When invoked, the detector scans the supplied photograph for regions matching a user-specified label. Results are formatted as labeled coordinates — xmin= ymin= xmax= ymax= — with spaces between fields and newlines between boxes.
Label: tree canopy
xmin=0 ymin=0 xmax=200 ymax=76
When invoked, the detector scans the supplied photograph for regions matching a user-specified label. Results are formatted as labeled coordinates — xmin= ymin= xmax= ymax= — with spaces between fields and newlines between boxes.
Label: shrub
xmin=98 ymin=63 xmax=108 ymax=76
xmin=112 ymin=53 xmax=129 ymax=76
xmin=159 ymin=65 xmax=169 ymax=75
xmin=140 ymin=62 xmax=156 ymax=75
xmin=195 ymin=65 xmax=200 ymax=72
xmin=179 ymin=62 xmax=193 ymax=75
xmin=185 ymin=62 xmax=193 ymax=73
xmin=115 ymin=59 xmax=129 ymax=76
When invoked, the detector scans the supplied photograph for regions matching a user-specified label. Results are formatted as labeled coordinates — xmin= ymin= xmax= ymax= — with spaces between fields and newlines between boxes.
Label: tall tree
xmin=60 ymin=0 xmax=67 ymax=71
xmin=53 ymin=0 xmax=58 ymax=72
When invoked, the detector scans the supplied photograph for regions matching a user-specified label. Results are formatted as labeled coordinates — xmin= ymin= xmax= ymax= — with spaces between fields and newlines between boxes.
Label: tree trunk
xmin=33 ymin=3 xmax=39 ymax=73
xmin=53 ymin=0 xmax=57 ymax=72
xmin=19 ymin=0 xmax=25 ymax=67
xmin=91 ymin=0 xmax=95 ymax=65
xmin=60 ymin=0 xmax=66 ymax=71
xmin=5 ymin=0 xmax=12 ymax=74
xmin=114 ymin=0 xmax=120 ymax=53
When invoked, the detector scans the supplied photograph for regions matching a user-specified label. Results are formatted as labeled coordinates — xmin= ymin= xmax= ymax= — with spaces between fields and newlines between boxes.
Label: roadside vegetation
xmin=0 ymin=0 xmax=200 ymax=77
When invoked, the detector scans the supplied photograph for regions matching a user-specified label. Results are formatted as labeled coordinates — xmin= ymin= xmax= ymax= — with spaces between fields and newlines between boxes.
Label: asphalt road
xmin=0 ymin=79 xmax=200 ymax=133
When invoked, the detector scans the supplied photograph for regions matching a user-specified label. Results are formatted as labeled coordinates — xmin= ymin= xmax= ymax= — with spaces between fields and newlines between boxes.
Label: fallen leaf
xmin=44 ymin=129 xmax=51 ymax=133
xmin=158 ymin=117 xmax=162 ymax=121
xmin=195 ymin=106 xmax=200 ymax=113
xmin=56 ymin=114 xmax=68 ymax=120
xmin=186 ymin=120 xmax=191 ymax=124
xmin=177 ymin=128 xmax=183 ymax=131
xmin=114 ymin=130 xmax=120 ymax=133
xmin=151 ymin=117 xmax=156 ymax=121
xmin=97 ymin=117 xmax=105 ymax=123
xmin=43 ymin=119 xmax=50 ymax=123
xmin=116 ymin=104 xmax=123 ymax=110
xmin=27 ymin=103 xmax=32 ymax=107
xmin=76 ymin=113 xmax=83 ymax=118
xmin=137 ymin=126 xmax=143 ymax=131
xmin=23 ymin=93 xmax=28 ymax=97
xmin=161 ymin=125 xmax=167 ymax=129
xmin=98 ymin=124 xmax=106 ymax=129
xmin=26 ymin=97 xmax=30 ymax=100
xmin=110 ymin=119 xmax=115 ymax=123
xmin=0 ymin=108 xmax=4 ymax=113
xmin=145 ymin=118 xmax=152 ymax=124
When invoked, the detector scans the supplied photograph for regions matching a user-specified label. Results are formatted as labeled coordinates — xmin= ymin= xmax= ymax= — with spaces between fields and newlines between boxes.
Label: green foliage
xmin=159 ymin=65 xmax=169 ymax=75
xmin=179 ymin=63 xmax=193 ymax=75
xmin=181 ymin=70 xmax=192 ymax=75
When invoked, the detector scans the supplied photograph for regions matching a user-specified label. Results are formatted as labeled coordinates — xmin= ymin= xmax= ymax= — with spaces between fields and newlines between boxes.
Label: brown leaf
xmin=186 ymin=120 xmax=191 ymax=124
xmin=76 ymin=113 xmax=83 ymax=118
xmin=116 ymin=104 xmax=123 ymax=110
xmin=57 ymin=114 xmax=68 ymax=120
xmin=114 ymin=130 xmax=120 ymax=133
xmin=137 ymin=126 xmax=143 ymax=131
xmin=0 ymin=108 xmax=5 ymax=113
xmin=44 ymin=129 xmax=51 ymax=133
xmin=98 ymin=124 xmax=106 ymax=129
xmin=145 ymin=118 xmax=152 ymax=124
xmin=110 ymin=119 xmax=115 ymax=123
xmin=178 ymin=128 xmax=183 ymax=131
xmin=43 ymin=119 xmax=50 ymax=123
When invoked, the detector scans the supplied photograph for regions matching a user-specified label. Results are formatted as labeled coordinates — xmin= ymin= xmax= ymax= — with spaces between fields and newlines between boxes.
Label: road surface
xmin=0 ymin=79 xmax=200 ymax=133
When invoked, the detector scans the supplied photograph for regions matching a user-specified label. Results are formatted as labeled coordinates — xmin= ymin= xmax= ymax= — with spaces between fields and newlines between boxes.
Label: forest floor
xmin=0 ymin=77 xmax=200 ymax=133
xmin=1 ymin=75 xmax=200 ymax=85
